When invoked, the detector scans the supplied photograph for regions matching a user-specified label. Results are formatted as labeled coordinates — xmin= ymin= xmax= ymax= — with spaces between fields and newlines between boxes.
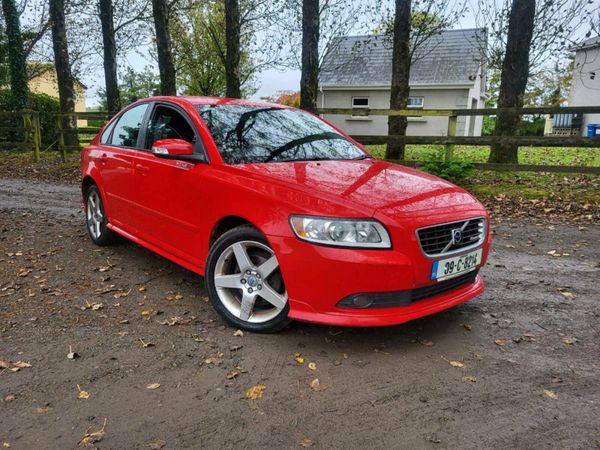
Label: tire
xmin=84 ymin=185 xmax=117 ymax=246
xmin=205 ymin=226 xmax=291 ymax=333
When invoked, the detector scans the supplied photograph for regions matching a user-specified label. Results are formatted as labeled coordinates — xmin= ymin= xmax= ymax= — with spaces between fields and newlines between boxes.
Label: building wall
xmin=318 ymin=85 xmax=483 ymax=137
xmin=28 ymin=71 xmax=87 ymax=127
xmin=569 ymin=46 xmax=600 ymax=133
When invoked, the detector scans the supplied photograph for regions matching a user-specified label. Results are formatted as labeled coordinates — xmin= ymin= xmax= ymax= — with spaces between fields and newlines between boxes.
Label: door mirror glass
xmin=151 ymin=139 xmax=194 ymax=156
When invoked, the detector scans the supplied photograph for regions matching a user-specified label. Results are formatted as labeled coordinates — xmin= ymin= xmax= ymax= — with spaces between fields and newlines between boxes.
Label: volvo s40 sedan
xmin=81 ymin=96 xmax=490 ymax=332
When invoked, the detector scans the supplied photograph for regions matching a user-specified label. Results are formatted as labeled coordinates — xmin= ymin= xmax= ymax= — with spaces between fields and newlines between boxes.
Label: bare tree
xmin=386 ymin=0 xmax=411 ymax=160
xmin=300 ymin=0 xmax=319 ymax=111
xmin=49 ymin=0 xmax=79 ymax=148
xmin=151 ymin=0 xmax=176 ymax=95
xmin=1 ymin=0 xmax=29 ymax=109
xmin=225 ymin=0 xmax=241 ymax=98
xmin=488 ymin=0 xmax=535 ymax=164
xmin=99 ymin=0 xmax=121 ymax=113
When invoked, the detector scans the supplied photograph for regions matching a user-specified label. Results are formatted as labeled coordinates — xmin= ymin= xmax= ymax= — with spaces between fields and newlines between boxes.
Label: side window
xmin=99 ymin=119 xmax=116 ymax=144
xmin=110 ymin=104 xmax=148 ymax=147
xmin=145 ymin=105 xmax=196 ymax=149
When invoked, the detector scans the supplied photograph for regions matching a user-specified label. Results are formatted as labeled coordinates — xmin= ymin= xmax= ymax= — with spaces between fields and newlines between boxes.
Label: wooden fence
xmin=0 ymin=110 xmax=42 ymax=161
xmin=1 ymin=106 xmax=600 ymax=174
xmin=317 ymin=105 xmax=600 ymax=174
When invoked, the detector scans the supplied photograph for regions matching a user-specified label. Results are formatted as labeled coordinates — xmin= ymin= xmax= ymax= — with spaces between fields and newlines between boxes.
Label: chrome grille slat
xmin=417 ymin=217 xmax=486 ymax=257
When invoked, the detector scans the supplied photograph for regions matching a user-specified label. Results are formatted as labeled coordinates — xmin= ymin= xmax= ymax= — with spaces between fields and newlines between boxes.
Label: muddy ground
xmin=0 ymin=177 xmax=599 ymax=449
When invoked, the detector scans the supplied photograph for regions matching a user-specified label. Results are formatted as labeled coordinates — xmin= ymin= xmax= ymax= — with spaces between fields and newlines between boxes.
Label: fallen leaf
xmin=310 ymin=378 xmax=327 ymax=391
xmin=0 ymin=360 xmax=9 ymax=369
xmin=462 ymin=376 xmax=477 ymax=383
xmin=445 ymin=358 xmax=464 ymax=368
xmin=308 ymin=362 xmax=317 ymax=371
xmin=558 ymin=290 xmax=575 ymax=300
xmin=78 ymin=419 xmax=106 ymax=447
xmin=294 ymin=356 xmax=305 ymax=364
xmin=2 ymin=442 xmax=10 ymax=448
xmin=141 ymin=309 xmax=154 ymax=316
xmin=226 ymin=370 xmax=239 ymax=380
xmin=138 ymin=286 xmax=147 ymax=292
xmin=562 ymin=336 xmax=577 ymax=345
xmin=36 ymin=406 xmax=49 ymax=414
xmin=139 ymin=338 xmax=154 ymax=348
xmin=77 ymin=385 xmax=90 ymax=400
xmin=18 ymin=268 xmax=32 ymax=277
xmin=67 ymin=345 xmax=79 ymax=360
xmin=544 ymin=389 xmax=558 ymax=399
xmin=13 ymin=361 xmax=31 ymax=369
xmin=494 ymin=339 xmax=506 ymax=346
xmin=191 ymin=334 xmax=204 ymax=342
xmin=4 ymin=394 xmax=16 ymax=402
xmin=233 ymin=329 xmax=244 ymax=337
xmin=246 ymin=384 xmax=266 ymax=400
xmin=417 ymin=338 xmax=434 ymax=346
xmin=147 ymin=439 xmax=166 ymax=449
xmin=298 ymin=438 xmax=314 ymax=447
xmin=146 ymin=383 xmax=161 ymax=390
xmin=462 ymin=324 xmax=472 ymax=331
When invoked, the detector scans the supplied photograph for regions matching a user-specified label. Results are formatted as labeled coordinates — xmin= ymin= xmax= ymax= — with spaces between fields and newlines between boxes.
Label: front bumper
xmin=268 ymin=234 xmax=489 ymax=327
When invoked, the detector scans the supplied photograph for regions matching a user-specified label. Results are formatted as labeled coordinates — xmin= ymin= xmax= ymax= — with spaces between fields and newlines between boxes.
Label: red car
xmin=81 ymin=96 xmax=490 ymax=332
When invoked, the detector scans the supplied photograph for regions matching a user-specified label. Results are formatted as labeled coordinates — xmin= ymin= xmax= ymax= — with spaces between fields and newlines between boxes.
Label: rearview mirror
xmin=151 ymin=138 xmax=194 ymax=156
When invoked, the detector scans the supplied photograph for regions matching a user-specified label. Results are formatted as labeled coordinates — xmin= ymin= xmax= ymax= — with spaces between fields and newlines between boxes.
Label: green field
xmin=366 ymin=144 xmax=600 ymax=167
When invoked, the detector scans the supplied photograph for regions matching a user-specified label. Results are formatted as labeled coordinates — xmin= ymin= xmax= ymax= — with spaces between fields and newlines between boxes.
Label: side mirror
xmin=151 ymin=138 xmax=194 ymax=156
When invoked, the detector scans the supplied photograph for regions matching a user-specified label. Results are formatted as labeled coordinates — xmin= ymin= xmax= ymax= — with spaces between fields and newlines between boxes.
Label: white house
xmin=569 ymin=36 xmax=600 ymax=134
xmin=318 ymin=28 xmax=487 ymax=137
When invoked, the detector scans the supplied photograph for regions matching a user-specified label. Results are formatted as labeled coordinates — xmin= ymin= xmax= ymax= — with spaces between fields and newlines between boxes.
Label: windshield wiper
xmin=352 ymin=154 xmax=373 ymax=160
xmin=263 ymin=132 xmax=347 ymax=162
xmin=276 ymin=156 xmax=333 ymax=162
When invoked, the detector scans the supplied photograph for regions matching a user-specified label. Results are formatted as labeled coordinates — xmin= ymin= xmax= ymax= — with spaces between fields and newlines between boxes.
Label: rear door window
xmin=110 ymin=103 xmax=149 ymax=148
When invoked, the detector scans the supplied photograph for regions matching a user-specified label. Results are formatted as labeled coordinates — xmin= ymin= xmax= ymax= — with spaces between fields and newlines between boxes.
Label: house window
xmin=407 ymin=97 xmax=424 ymax=108
xmin=352 ymin=97 xmax=369 ymax=108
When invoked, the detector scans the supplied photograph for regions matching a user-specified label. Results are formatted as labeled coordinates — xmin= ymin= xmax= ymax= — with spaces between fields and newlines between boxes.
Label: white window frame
xmin=351 ymin=96 xmax=370 ymax=108
xmin=407 ymin=96 xmax=424 ymax=109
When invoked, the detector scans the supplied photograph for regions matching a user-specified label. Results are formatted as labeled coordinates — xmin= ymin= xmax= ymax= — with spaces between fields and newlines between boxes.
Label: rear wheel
xmin=85 ymin=185 xmax=116 ymax=246
xmin=205 ymin=226 xmax=290 ymax=332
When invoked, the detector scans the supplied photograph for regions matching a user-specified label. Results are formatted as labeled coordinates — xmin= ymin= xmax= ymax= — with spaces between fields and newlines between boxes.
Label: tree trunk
xmin=386 ymin=0 xmax=411 ymax=160
xmin=99 ymin=0 xmax=121 ymax=113
xmin=151 ymin=0 xmax=176 ymax=95
xmin=1 ymin=0 xmax=28 ymax=110
xmin=49 ymin=0 xmax=79 ymax=149
xmin=225 ymin=0 xmax=241 ymax=98
xmin=489 ymin=0 xmax=536 ymax=164
xmin=300 ymin=0 xmax=319 ymax=112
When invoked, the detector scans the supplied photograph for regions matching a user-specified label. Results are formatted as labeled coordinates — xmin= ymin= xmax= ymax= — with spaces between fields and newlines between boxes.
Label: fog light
xmin=351 ymin=295 xmax=374 ymax=308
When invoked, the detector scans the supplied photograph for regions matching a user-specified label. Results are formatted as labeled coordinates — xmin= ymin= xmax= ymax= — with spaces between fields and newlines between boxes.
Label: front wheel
xmin=205 ymin=226 xmax=291 ymax=333
xmin=85 ymin=185 xmax=117 ymax=246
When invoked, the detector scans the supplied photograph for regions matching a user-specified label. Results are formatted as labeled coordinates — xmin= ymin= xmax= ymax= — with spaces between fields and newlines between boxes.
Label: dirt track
xmin=1 ymin=177 xmax=599 ymax=449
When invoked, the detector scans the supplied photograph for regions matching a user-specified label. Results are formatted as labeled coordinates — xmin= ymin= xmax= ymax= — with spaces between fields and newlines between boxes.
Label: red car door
xmin=97 ymin=103 xmax=150 ymax=233
xmin=129 ymin=103 xmax=210 ymax=268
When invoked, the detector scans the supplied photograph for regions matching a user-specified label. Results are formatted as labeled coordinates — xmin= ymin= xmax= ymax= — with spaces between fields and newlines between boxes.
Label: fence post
xmin=444 ymin=116 xmax=457 ymax=161
xmin=32 ymin=112 xmax=41 ymax=162
xmin=57 ymin=115 xmax=66 ymax=162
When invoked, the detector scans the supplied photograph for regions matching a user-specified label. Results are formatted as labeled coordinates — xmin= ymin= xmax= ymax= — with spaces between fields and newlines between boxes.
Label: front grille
xmin=417 ymin=217 xmax=485 ymax=256
xmin=337 ymin=270 xmax=479 ymax=308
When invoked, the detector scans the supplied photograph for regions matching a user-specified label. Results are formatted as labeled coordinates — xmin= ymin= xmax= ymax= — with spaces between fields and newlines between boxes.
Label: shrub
xmin=0 ymin=89 xmax=60 ymax=149
xmin=418 ymin=147 xmax=474 ymax=184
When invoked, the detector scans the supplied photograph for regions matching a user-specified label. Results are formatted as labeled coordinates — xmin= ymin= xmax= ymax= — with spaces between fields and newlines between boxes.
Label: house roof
xmin=571 ymin=35 xmax=600 ymax=51
xmin=319 ymin=28 xmax=486 ymax=88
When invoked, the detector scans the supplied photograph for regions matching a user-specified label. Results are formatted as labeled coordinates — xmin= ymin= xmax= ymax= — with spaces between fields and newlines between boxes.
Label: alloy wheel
xmin=86 ymin=190 xmax=103 ymax=240
xmin=213 ymin=240 xmax=287 ymax=323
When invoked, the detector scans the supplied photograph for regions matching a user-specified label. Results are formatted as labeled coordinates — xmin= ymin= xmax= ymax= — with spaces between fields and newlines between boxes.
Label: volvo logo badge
xmin=452 ymin=229 xmax=463 ymax=244
xmin=247 ymin=275 xmax=258 ymax=287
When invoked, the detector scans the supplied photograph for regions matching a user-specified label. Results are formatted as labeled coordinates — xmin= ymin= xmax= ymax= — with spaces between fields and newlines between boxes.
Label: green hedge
xmin=0 ymin=89 xmax=60 ymax=148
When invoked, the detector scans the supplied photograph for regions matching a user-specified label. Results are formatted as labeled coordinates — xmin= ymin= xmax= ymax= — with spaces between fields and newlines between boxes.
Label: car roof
xmin=141 ymin=95 xmax=291 ymax=109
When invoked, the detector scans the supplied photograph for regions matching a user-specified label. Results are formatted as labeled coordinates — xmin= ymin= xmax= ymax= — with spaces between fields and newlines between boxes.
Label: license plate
xmin=430 ymin=249 xmax=482 ymax=281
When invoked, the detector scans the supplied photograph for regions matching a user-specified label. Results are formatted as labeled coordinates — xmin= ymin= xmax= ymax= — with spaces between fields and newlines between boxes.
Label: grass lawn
xmin=366 ymin=144 xmax=600 ymax=167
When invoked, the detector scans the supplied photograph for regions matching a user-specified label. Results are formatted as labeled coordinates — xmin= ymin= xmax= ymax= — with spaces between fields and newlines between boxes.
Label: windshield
xmin=196 ymin=105 xmax=367 ymax=164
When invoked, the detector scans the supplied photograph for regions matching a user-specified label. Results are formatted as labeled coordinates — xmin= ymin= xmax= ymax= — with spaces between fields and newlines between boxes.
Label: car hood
xmin=237 ymin=159 xmax=483 ymax=218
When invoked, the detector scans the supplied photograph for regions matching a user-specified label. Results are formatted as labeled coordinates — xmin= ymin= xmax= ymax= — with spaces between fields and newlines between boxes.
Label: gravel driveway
xmin=1 ymin=177 xmax=599 ymax=449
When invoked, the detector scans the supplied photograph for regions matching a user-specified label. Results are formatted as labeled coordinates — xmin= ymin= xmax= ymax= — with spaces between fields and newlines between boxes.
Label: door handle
xmin=135 ymin=164 xmax=150 ymax=174
xmin=99 ymin=153 xmax=108 ymax=165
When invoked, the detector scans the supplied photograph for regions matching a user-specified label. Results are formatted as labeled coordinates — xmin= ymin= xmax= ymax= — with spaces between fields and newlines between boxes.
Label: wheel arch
xmin=209 ymin=215 xmax=259 ymax=248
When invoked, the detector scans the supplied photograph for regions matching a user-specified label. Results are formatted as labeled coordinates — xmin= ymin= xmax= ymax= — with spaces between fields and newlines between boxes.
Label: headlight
xmin=289 ymin=216 xmax=391 ymax=248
